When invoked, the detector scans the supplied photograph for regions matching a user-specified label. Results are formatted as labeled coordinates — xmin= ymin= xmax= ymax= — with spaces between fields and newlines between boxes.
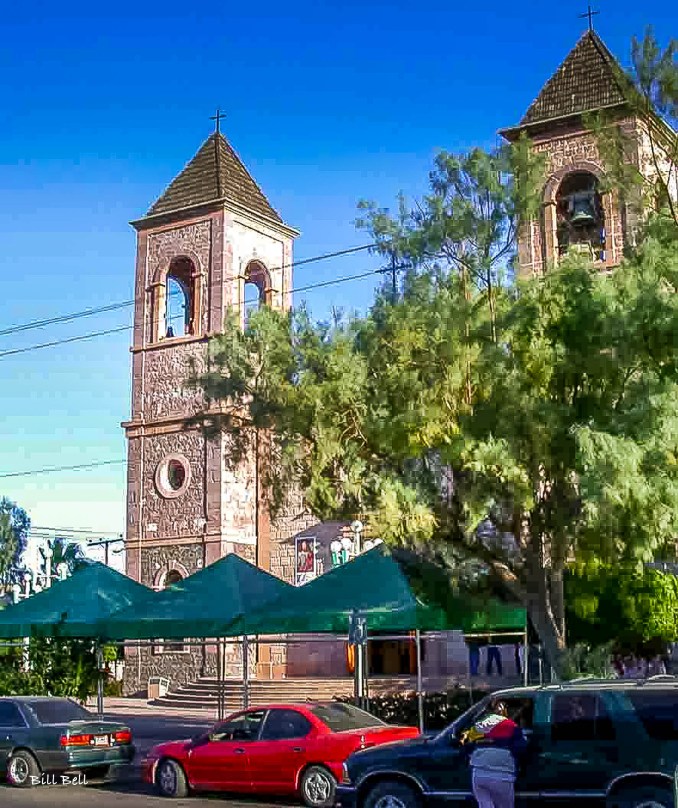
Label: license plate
xmin=94 ymin=735 xmax=109 ymax=747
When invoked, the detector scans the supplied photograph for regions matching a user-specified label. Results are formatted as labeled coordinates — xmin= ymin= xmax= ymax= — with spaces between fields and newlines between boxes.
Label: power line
xmin=31 ymin=525 xmax=123 ymax=536
xmin=0 ymin=243 xmax=376 ymax=340
xmin=0 ymin=459 xmax=126 ymax=479
xmin=0 ymin=260 xmax=403 ymax=360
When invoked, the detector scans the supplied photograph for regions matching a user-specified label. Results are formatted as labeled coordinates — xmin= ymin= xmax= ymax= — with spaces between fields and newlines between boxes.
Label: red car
xmin=143 ymin=701 xmax=419 ymax=806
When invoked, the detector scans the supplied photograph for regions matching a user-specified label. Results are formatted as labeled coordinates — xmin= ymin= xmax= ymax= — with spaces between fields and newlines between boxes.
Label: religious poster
xmin=295 ymin=536 xmax=318 ymax=586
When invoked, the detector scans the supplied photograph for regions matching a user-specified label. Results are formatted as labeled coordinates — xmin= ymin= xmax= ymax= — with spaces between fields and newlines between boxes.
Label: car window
xmin=0 ymin=702 xmax=26 ymax=728
xmin=495 ymin=697 xmax=535 ymax=730
xmin=25 ymin=699 xmax=92 ymax=725
xmin=261 ymin=709 xmax=312 ymax=741
xmin=627 ymin=691 xmax=678 ymax=741
xmin=211 ymin=710 xmax=266 ymax=742
xmin=310 ymin=703 xmax=385 ymax=732
xmin=551 ymin=694 xmax=614 ymax=742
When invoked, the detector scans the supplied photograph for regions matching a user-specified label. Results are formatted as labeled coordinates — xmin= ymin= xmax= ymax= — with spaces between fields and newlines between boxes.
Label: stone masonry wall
xmin=520 ymin=123 xmax=628 ymax=277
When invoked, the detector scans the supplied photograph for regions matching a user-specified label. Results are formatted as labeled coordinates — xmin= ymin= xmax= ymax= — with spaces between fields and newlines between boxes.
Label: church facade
xmin=122 ymin=30 xmax=677 ymax=694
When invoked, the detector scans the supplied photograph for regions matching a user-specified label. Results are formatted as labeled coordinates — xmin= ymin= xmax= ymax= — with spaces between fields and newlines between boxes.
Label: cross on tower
xmin=210 ymin=109 xmax=226 ymax=135
xmin=579 ymin=4 xmax=599 ymax=31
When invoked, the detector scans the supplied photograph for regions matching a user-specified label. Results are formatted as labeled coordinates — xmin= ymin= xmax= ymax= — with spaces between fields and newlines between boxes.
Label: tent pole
xmin=242 ymin=636 xmax=250 ymax=709
xmin=95 ymin=644 xmax=104 ymax=718
xmin=415 ymin=630 xmax=424 ymax=734
xmin=523 ymin=623 xmax=529 ymax=687
xmin=217 ymin=639 xmax=223 ymax=721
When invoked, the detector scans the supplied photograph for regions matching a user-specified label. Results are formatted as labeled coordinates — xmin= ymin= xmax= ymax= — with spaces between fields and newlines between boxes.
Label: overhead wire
xmin=0 ymin=243 xmax=376 ymax=339
xmin=0 ymin=259 xmax=406 ymax=360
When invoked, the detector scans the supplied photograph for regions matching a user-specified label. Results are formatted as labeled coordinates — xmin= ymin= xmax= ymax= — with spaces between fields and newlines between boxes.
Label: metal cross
xmin=579 ymin=4 xmax=599 ymax=31
xmin=210 ymin=109 xmax=226 ymax=135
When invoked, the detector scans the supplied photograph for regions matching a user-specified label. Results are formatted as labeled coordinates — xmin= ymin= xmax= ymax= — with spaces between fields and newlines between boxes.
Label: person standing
xmin=487 ymin=641 xmax=503 ymax=676
xmin=462 ymin=700 xmax=526 ymax=808
xmin=468 ymin=641 xmax=481 ymax=677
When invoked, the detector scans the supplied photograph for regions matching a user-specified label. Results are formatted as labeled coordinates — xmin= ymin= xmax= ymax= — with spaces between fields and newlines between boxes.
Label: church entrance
xmin=346 ymin=632 xmax=418 ymax=676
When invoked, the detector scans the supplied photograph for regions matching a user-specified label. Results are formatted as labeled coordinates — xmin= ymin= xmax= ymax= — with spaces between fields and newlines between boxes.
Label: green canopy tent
xmin=100 ymin=553 xmax=293 ymax=641
xmin=0 ymin=561 xmax=154 ymax=639
xmin=0 ymin=561 xmax=154 ymax=716
xmin=221 ymin=546 xmax=526 ymax=732
xmin=223 ymin=545 xmax=526 ymax=635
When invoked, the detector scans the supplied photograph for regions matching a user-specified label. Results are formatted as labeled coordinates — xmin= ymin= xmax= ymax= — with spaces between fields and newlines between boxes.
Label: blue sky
xmin=0 ymin=0 xmax=675 ymax=554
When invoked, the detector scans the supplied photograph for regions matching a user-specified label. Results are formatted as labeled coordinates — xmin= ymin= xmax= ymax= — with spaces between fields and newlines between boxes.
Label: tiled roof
xmin=520 ymin=31 xmax=631 ymax=126
xmin=146 ymin=132 xmax=282 ymax=222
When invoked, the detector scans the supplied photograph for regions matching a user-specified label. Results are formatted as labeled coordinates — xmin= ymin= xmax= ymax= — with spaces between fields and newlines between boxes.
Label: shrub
xmin=335 ymin=684 xmax=490 ymax=731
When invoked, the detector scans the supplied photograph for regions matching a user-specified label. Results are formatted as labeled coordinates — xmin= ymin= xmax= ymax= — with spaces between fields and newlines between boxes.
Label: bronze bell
xmin=568 ymin=190 xmax=596 ymax=226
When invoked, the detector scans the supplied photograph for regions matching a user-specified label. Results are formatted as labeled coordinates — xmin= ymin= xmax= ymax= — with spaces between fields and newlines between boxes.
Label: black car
xmin=337 ymin=678 xmax=678 ymax=808
xmin=0 ymin=696 xmax=135 ymax=787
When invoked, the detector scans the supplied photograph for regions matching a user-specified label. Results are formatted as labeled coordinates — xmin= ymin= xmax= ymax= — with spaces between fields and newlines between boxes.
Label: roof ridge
xmin=145 ymin=132 xmax=282 ymax=223
xmin=516 ymin=30 xmax=630 ymax=129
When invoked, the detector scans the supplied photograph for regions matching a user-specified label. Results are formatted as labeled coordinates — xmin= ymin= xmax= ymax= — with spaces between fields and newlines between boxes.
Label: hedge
xmin=336 ymin=684 xmax=490 ymax=731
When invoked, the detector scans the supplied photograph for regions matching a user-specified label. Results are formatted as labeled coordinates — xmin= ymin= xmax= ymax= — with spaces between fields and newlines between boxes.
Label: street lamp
xmin=43 ymin=545 xmax=53 ymax=588
xmin=351 ymin=520 xmax=364 ymax=555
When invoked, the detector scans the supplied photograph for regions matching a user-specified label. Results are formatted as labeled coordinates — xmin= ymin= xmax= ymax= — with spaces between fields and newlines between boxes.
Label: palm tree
xmin=38 ymin=538 xmax=87 ymax=582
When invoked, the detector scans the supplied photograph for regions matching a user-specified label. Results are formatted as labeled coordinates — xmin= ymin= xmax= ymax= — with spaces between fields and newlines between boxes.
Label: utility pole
xmin=88 ymin=536 xmax=124 ymax=567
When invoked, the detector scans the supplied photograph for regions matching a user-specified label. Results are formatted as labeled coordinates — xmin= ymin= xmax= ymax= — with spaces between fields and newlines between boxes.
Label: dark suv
xmin=337 ymin=678 xmax=678 ymax=808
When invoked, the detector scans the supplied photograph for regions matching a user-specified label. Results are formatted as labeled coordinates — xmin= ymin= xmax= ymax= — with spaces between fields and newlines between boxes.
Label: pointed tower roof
xmin=144 ymin=132 xmax=282 ymax=223
xmin=502 ymin=31 xmax=635 ymax=138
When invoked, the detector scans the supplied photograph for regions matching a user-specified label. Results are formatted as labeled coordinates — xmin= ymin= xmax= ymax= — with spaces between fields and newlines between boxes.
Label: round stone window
xmin=155 ymin=454 xmax=191 ymax=499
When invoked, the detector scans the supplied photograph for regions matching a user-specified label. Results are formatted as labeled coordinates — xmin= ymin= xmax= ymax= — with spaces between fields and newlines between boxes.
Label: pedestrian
xmin=462 ymin=699 xmax=527 ymax=808
xmin=487 ymin=641 xmax=503 ymax=676
xmin=514 ymin=643 xmax=522 ymax=677
xmin=468 ymin=641 xmax=481 ymax=677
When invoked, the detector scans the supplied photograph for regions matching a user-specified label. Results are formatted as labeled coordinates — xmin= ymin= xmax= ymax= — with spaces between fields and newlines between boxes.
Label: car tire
xmin=155 ymin=758 xmax=189 ymax=798
xmin=300 ymin=765 xmax=337 ymax=808
xmin=364 ymin=780 xmax=421 ymax=808
xmin=6 ymin=749 xmax=41 ymax=788
xmin=613 ymin=785 xmax=674 ymax=808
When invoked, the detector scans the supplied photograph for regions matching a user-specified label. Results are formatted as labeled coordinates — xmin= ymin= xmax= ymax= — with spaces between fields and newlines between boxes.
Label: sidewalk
xmin=86 ymin=696 xmax=218 ymax=721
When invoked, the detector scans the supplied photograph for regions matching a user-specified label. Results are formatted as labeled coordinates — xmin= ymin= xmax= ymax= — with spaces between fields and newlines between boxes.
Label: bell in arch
xmin=567 ymin=190 xmax=596 ymax=226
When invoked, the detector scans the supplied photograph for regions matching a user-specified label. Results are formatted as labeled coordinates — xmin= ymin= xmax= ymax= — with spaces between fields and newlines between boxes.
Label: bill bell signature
xmin=30 ymin=773 xmax=88 ymax=786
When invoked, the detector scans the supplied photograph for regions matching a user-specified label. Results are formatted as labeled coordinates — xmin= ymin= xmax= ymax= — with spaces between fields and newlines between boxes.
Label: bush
xmin=0 ymin=666 xmax=44 ymax=696
xmin=336 ymin=685 xmax=489 ymax=731
xmin=104 ymin=678 xmax=123 ymax=697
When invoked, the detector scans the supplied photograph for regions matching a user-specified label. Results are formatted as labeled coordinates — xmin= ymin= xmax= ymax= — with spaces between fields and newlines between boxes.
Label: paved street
xmin=0 ymin=780 xmax=289 ymax=808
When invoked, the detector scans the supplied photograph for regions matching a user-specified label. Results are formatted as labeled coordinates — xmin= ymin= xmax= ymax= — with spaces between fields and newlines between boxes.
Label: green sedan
xmin=0 ymin=696 xmax=135 ymax=787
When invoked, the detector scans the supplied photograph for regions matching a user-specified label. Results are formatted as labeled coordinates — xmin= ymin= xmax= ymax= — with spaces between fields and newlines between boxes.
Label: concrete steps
xmin=152 ymin=676 xmax=418 ymax=711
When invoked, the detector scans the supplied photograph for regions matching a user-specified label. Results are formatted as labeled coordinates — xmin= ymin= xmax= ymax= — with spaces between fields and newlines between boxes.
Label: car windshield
xmin=311 ymin=703 xmax=385 ymax=732
xmin=26 ymin=699 xmax=93 ymax=725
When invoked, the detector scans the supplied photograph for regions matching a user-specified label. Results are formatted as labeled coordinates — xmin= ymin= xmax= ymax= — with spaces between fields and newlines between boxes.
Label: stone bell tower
xmin=123 ymin=128 xmax=299 ymax=595
xmin=501 ymin=29 xmax=677 ymax=277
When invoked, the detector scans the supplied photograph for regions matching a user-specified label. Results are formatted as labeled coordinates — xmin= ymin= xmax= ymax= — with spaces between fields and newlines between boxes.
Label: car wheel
xmin=86 ymin=765 xmax=111 ymax=781
xmin=613 ymin=786 xmax=674 ymax=808
xmin=364 ymin=780 xmax=421 ymax=808
xmin=155 ymin=758 xmax=189 ymax=798
xmin=7 ymin=750 xmax=41 ymax=788
xmin=300 ymin=765 xmax=337 ymax=808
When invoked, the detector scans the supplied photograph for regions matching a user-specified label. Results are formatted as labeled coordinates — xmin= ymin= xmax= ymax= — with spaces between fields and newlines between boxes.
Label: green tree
xmin=195 ymin=148 xmax=678 ymax=677
xmin=0 ymin=498 xmax=30 ymax=588
xmin=566 ymin=561 xmax=678 ymax=659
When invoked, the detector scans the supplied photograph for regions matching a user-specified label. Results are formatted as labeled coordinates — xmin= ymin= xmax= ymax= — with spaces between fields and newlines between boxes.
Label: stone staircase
xmin=152 ymin=676 xmax=420 ymax=712
xmin=150 ymin=673 xmax=520 ymax=712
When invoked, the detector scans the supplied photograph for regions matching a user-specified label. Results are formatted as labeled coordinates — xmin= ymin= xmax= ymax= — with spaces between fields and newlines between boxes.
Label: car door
xmin=184 ymin=710 xmax=266 ymax=792
xmin=0 ymin=701 xmax=30 ymax=774
xmin=536 ymin=692 xmax=617 ymax=799
xmin=247 ymin=708 xmax=313 ymax=794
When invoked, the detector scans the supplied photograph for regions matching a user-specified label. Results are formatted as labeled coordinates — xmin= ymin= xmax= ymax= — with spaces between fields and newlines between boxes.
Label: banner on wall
xmin=295 ymin=536 xmax=318 ymax=586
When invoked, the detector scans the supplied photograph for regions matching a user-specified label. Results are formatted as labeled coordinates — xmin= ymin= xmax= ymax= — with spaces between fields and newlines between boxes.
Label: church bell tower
xmin=501 ymin=28 xmax=676 ymax=277
xmin=123 ymin=127 xmax=299 ymax=593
